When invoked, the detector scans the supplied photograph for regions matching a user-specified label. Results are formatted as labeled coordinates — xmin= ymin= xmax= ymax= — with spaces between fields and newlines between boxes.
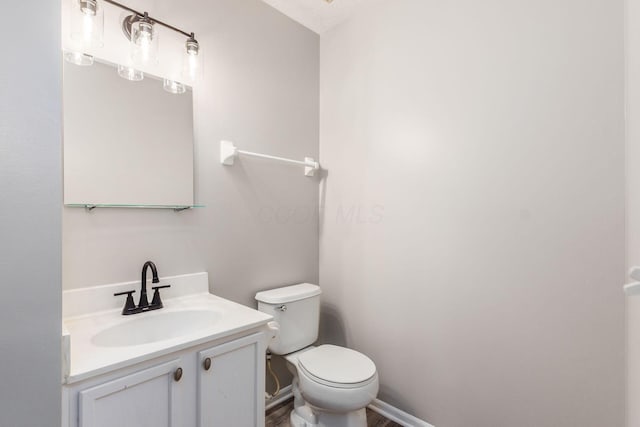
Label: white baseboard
xmin=265 ymin=385 xmax=293 ymax=411
xmin=368 ymin=398 xmax=434 ymax=427
xmin=265 ymin=387 xmax=433 ymax=427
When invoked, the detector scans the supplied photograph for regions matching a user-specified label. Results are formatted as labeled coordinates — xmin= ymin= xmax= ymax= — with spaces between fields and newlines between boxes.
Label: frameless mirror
xmin=63 ymin=59 xmax=194 ymax=207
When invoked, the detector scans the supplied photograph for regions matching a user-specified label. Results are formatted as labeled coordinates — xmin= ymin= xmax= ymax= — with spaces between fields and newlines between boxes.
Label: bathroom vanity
xmin=62 ymin=273 xmax=273 ymax=427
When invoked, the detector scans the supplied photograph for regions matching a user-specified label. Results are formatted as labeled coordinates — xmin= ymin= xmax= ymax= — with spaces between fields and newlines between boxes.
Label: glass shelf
xmin=65 ymin=204 xmax=205 ymax=212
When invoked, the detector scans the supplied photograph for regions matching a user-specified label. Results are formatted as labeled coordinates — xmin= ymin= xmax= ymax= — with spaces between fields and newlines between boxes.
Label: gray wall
xmin=62 ymin=0 xmax=320 ymax=309
xmin=0 ymin=2 xmax=62 ymax=427
xmin=627 ymin=0 xmax=640 ymax=425
xmin=319 ymin=1 xmax=625 ymax=426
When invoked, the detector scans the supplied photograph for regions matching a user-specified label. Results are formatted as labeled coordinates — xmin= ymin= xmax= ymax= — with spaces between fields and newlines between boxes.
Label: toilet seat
xmin=297 ymin=345 xmax=377 ymax=389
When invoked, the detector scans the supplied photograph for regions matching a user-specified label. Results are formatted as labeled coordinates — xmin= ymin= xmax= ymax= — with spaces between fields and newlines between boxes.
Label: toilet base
xmin=290 ymin=405 xmax=367 ymax=427
xmin=290 ymin=403 xmax=316 ymax=427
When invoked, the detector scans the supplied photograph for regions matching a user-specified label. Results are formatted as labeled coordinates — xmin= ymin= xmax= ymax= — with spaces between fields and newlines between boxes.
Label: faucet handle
xmin=151 ymin=285 xmax=171 ymax=309
xmin=114 ymin=290 xmax=137 ymax=315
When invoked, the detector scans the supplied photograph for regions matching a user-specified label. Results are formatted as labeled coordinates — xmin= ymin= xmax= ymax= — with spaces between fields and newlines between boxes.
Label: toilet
xmin=256 ymin=284 xmax=379 ymax=427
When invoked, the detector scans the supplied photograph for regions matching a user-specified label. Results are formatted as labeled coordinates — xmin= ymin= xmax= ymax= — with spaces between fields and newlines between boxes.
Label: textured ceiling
xmin=261 ymin=0 xmax=365 ymax=34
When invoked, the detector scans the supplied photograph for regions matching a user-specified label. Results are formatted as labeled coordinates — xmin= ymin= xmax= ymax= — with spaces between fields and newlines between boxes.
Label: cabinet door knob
xmin=174 ymin=367 xmax=183 ymax=382
xmin=203 ymin=357 xmax=212 ymax=371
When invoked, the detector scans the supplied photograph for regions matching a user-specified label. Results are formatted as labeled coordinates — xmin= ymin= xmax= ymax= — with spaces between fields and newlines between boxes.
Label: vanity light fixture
xmin=185 ymin=34 xmax=199 ymax=57
xmin=69 ymin=0 xmax=104 ymax=48
xmin=182 ymin=33 xmax=201 ymax=84
xmin=65 ymin=0 xmax=104 ymax=66
xmin=163 ymin=79 xmax=186 ymax=94
xmin=117 ymin=64 xmax=144 ymax=81
xmin=66 ymin=0 xmax=202 ymax=90
xmin=123 ymin=12 xmax=159 ymax=65
xmin=103 ymin=0 xmax=202 ymax=82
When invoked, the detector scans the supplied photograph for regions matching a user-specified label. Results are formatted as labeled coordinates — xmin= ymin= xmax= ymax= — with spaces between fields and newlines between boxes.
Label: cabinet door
xmin=198 ymin=333 xmax=265 ymax=427
xmin=79 ymin=359 xmax=184 ymax=427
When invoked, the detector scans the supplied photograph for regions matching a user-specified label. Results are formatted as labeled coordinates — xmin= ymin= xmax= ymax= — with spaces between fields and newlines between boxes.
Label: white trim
xmin=265 ymin=384 xmax=293 ymax=411
xmin=368 ymin=398 xmax=434 ymax=427
xmin=264 ymin=388 xmax=433 ymax=427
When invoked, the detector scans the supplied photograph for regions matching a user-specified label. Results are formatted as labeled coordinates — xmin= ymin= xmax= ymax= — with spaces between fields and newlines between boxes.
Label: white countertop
xmin=62 ymin=273 xmax=272 ymax=384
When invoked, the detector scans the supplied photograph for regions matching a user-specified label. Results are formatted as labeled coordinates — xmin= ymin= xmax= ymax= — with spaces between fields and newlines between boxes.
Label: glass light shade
xmin=130 ymin=17 xmax=159 ymax=65
xmin=182 ymin=37 xmax=203 ymax=84
xmin=64 ymin=51 xmax=94 ymax=66
xmin=163 ymin=79 xmax=186 ymax=94
xmin=117 ymin=65 xmax=144 ymax=81
xmin=69 ymin=0 xmax=104 ymax=48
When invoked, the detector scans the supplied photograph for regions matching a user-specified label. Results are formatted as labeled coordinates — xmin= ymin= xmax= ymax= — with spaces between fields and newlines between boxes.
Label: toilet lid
xmin=298 ymin=345 xmax=376 ymax=385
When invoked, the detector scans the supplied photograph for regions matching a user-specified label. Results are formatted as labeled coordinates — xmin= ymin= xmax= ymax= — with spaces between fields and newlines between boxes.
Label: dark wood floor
xmin=266 ymin=399 xmax=403 ymax=427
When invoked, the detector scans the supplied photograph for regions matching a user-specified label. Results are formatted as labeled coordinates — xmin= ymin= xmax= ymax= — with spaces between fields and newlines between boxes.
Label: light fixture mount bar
xmin=102 ymin=0 xmax=193 ymax=38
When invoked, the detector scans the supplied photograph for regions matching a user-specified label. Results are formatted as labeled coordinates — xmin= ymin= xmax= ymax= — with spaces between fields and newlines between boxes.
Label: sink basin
xmin=91 ymin=309 xmax=222 ymax=347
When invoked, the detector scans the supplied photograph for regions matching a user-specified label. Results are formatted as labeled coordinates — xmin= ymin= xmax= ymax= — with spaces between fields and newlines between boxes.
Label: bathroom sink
xmin=62 ymin=273 xmax=274 ymax=384
xmin=91 ymin=309 xmax=222 ymax=347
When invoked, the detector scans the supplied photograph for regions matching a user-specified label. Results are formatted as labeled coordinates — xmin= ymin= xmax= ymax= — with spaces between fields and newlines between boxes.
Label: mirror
xmin=63 ymin=59 xmax=194 ymax=207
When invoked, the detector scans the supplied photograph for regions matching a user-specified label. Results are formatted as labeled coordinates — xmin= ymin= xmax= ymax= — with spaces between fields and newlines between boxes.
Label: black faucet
xmin=114 ymin=261 xmax=171 ymax=315
xmin=139 ymin=261 xmax=159 ymax=309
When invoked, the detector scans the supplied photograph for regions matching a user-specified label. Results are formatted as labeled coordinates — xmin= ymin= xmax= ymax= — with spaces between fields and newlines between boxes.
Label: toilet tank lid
xmin=255 ymin=283 xmax=321 ymax=304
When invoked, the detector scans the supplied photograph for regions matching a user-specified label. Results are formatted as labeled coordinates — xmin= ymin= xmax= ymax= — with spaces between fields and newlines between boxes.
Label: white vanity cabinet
xmin=64 ymin=332 xmax=265 ymax=427
xmin=77 ymin=359 xmax=185 ymax=427
xmin=198 ymin=333 xmax=265 ymax=427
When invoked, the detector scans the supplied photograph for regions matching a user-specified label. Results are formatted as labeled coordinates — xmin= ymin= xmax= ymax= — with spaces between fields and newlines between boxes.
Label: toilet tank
xmin=255 ymin=284 xmax=321 ymax=355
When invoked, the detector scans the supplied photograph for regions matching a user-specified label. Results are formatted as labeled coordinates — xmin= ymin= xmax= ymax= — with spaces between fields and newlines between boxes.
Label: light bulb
xmin=187 ymin=54 xmax=198 ymax=81
xmin=134 ymin=21 xmax=153 ymax=46
xmin=163 ymin=79 xmax=186 ymax=94
xmin=138 ymin=36 xmax=151 ymax=62
xmin=82 ymin=13 xmax=94 ymax=43
xmin=117 ymin=65 xmax=144 ymax=81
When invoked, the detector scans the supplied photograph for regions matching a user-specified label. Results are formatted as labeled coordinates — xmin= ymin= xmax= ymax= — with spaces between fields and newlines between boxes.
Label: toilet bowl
xmin=256 ymin=284 xmax=379 ymax=427
xmin=291 ymin=345 xmax=378 ymax=410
